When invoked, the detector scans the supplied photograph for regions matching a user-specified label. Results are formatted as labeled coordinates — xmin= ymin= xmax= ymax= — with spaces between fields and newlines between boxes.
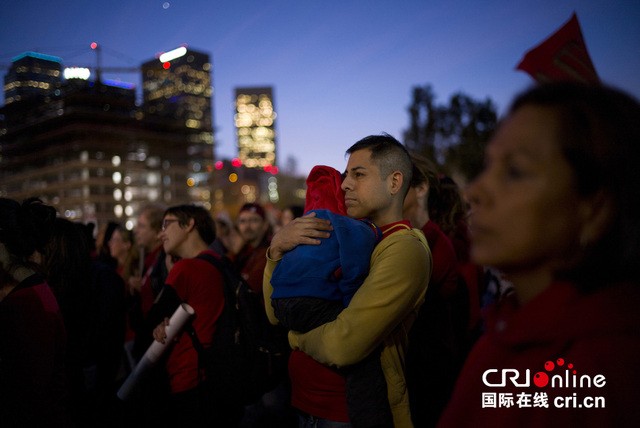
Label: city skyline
xmin=0 ymin=49 xmax=218 ymax=226
xmin=1 ymin=0 xmax=639 ymax=179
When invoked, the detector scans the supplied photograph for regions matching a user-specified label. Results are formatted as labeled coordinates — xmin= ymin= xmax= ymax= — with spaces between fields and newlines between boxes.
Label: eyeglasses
xmin=162 ymin=219 xmax=179 ymax=232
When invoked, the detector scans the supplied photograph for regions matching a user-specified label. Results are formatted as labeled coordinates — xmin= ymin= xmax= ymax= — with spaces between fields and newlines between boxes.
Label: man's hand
xmin=270 ymin=212 xmax=333 ymax=260
xmin=153 ymin=317 xmax=171 ymax=344
xmin=128 ymin=276 xmax=142 ymax=295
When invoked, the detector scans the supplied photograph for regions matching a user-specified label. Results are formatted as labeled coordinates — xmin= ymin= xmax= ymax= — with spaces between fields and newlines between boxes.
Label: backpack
xmin=186 ymin=252 xmax=290 ymax=405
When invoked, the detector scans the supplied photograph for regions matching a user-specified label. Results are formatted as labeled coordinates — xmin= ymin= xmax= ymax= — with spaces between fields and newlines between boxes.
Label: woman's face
xmin=108 ymin=229 xmax=130 ymax=262
xmin=467 ymin=105 xmax=585 ymax=276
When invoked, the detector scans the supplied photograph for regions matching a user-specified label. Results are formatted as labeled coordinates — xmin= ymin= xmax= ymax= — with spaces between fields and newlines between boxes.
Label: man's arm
xmin=289 ymin=232 xmax=432 ymax=367
xmin=268 ymin=211 xmax=333 ymax=259
xmin=263 ymin=212 xmax=333 ymax=324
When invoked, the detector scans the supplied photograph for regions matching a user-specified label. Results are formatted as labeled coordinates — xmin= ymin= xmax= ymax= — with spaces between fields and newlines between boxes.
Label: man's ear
xmin=389 ymin=171 xmax=403 ymax=195
xmin=185 ymin=218 xmax=196 ymax=233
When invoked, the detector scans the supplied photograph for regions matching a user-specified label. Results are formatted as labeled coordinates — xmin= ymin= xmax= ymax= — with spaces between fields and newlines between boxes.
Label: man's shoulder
xmin=373 ymin=227 xmax=432 ymax=269
xmin=175 ymin=251 xmax=223 ymax=274
xmin=371 ymin=228 xmax=428 ymax=258
xmin=379 ymin=227 xmax=429 ymax=249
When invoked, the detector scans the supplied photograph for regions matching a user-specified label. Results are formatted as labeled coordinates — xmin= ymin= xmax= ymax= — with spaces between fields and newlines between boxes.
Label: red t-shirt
xmin=164 ymin=250 xmax=225 ymax=393
xmin=290 ymin=220 xmax=412 ymax=421
xmin=421 ymin=220 xmax=458 ymax=297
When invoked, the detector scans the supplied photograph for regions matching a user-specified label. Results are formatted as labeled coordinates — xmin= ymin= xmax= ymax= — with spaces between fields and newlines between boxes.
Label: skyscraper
xmin=234 ymin=87 xmax=277 ymax=169
xmin=141 ymin=46 xmax=215 ymax=208
xmin=142 ymin=46 xmax=214 ymax=146
xmin=3 ymin=52 xmax=62 ymax=105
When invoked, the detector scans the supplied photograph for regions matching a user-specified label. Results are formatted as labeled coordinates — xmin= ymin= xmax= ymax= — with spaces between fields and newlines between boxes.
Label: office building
xmin=3 ymin=52 xmax=63 ymax=105
xmin=234 ymin=87 xmax=276 ymax=168
xmin=142 ymin=46 xmax=214 ymax=147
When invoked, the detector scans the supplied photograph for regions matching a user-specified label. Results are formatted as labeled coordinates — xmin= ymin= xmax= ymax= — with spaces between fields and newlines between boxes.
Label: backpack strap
xmin=185 ymin=323 xmax=204 ymax=353
xmin=195 ymin=251 xmax=229 ymax=272
xmin=195 ymin=252 xmax=242 ymax=308
xmin=186 ymin=253 xmax=233 ymax=377
xmin=360 ymin=218 xmax=383 ymax=243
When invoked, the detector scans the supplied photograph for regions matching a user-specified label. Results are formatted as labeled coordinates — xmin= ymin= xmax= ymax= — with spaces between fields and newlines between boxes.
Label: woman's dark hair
xmin=0 ymin=197 xmax=57 ymax=271
xmin=111 ymin=223 xmax=140 ymax=283
xmin=284 ymin=205 xmax=304 ymax=220
xmin=410 ymin=155 xmax=467 ymax=236
xmin=509 ymin=82 xmax=640 ymax=290
xmin=41 ymin=218 xmax=99 ymax=386
xmin=97 ymin=221 xmax=120 ymax=269
xmin=41 ymin=218 xmax=93 ymax=296
xmin=429 ymin=175 xmax=472 ymax=262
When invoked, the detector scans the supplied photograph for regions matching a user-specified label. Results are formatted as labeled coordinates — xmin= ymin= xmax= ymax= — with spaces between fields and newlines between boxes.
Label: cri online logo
xmin=483 ymin=358 xmax=606 ymax=389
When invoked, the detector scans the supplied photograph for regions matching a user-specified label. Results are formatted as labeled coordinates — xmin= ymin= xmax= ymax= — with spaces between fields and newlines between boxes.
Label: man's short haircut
xmin=141 ymin=203 xmax=168 ymax=233
xmin=164 ymin=204 xmax=216 ymax=245
xmin=346 ymin=133 xmax=413 ymax=197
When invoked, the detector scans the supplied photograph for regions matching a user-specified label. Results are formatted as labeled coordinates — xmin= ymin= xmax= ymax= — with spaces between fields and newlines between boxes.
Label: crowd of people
xmin=1 ymin=82 xmax=639 ymax=428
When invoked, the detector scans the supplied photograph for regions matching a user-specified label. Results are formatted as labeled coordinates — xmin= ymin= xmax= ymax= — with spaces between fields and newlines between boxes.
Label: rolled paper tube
xmin=117 ymin=302 xmax=195 ymax=401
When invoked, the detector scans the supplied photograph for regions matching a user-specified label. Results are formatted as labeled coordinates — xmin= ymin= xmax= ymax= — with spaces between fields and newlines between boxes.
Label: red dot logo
xmin=557 ymin=358 xmax=565 ymax=366
xmin=544 ymin=361 xmax=555 ymax=371
xmin=534 ymin=372 xmax=549 ymax=387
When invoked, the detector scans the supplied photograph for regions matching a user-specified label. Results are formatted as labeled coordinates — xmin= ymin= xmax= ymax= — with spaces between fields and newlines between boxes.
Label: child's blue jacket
xmin=270 ymin=209 xmax=379 ymax=306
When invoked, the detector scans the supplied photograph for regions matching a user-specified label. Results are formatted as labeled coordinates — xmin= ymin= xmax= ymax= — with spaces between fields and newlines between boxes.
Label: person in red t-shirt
xmin=152 ymin=204 xmax=242 ymax=427
xmin=403 ymin=153 xmax=468 ymax=427
xmin=129 ymin=204 xmax=170 ymax=362
xmin=230 ymin=206 xmax=295 ymax=427
xmin=132 ymin=204 xmax=169 ymax=311
xmin=228 ymin=203 xmax=271 ymax=296
xmin=0 ymin=198 xmax=67 ymax=428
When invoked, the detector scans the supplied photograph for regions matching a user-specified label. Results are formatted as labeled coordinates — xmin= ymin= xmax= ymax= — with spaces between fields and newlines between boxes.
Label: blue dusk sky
xmin=1 ymin=0 xmax=639 ymax=178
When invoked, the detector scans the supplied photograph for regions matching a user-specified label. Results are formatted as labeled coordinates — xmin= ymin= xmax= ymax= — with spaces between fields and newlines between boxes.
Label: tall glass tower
xmin=141 ymin=46 xmax=214 ymax=147
xmin=234 ymin=87 xmax=276 ymax=169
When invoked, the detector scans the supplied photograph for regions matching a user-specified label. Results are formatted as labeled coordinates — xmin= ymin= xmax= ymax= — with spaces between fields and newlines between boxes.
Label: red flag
xmin=517 ymin=13 xmax=600 ymax=84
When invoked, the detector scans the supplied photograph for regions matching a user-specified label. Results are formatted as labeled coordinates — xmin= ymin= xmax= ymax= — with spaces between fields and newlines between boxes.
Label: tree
xmin=404 ymin=85 xmax=438 ymax=161
xmin=403 ymin=85 xmax=497 ymax=183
